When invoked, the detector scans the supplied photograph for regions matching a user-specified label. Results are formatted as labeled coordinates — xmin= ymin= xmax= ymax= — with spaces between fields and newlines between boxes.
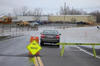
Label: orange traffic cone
xmin=30 ymin=36 xmax=33 ymax=43
xmin=29 ymin=52 xmax=32 ymax=55
xmin=35 ymin=36 xmax=39 ymax=43
xmin=35 ymin=36 xmax=40 ymax=56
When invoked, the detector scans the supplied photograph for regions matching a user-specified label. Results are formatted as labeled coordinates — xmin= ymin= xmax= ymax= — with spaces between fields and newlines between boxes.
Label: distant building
xmin=12 ymin=15 xmax=96 ymax=24
xmin=48 ymin=15 xmax=96 ymax=23
xmin=12 ymin=15 xmax=48 ymax=22
xmin=12 ymin=16 xmax=36 ymax=22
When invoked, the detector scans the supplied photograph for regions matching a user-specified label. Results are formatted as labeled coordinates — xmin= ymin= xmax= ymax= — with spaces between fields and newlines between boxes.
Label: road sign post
xmin=60 ymin=45 xmax=65 ymax=56
xmin=92 ymin=45 xmax=96 ymax=58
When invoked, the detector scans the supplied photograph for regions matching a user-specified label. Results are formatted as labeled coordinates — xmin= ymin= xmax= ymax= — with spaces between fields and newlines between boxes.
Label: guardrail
xmin=57 ymin=43 xmax=100 ymax=58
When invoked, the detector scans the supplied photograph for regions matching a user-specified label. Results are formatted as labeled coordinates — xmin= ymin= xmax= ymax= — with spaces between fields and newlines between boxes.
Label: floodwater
xmin=0 ymin=24 xmax=100 ymax=66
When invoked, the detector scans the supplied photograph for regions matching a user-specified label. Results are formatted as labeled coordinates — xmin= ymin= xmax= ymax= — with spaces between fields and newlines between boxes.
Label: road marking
xmin=37 ymin=57 xmax=44 ymax=66
xmin=34 ymin=57 xmax=44 ymax=66
xmin=34 ymin=57 xmax=39 ymax=66
xmin=68 ymin=50 xmax=82 ymax=51
xmin=76 ymin=46 xmax=100 ymax=59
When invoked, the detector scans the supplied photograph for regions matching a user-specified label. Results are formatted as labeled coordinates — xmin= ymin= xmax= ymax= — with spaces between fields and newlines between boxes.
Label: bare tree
xmin=89 ymin=10 xmax=100 ymax=23
xmin=59 ymin=2 xmax=83 ymax=15
xmin=21 ymin=7 xmax=29 ymax=16
xmin=13 ymin=8 xmax=22 ymax=16
xmin=6 ymin=13 xmax=11 ymax=17
xmin=13 ymin=7 xmax=43 ymax=21
xmin=13 ymin=7 xmax=29 ymax=16
xmin=33 ymin=8 xmax=43 ymax=21
xmin=60 ymin=3 xmax=71 ymax=15
xmin=13 ymin=8 xmax=18 ymax=16
xmin=33 ymin=8 xmax=42 ymax=16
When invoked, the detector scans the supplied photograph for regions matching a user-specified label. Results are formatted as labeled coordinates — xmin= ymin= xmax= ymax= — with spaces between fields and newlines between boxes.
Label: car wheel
xmin=40 ymin=41 xmax=44 ymax=46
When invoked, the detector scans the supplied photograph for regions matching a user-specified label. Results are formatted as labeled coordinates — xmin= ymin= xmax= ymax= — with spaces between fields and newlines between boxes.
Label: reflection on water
xmin=39 ymin=23 xmax=77 ymax=30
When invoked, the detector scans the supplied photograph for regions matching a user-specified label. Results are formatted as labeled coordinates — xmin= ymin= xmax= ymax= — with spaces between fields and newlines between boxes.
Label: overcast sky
xmin=0 ymin=0 xmax=100 ymax=15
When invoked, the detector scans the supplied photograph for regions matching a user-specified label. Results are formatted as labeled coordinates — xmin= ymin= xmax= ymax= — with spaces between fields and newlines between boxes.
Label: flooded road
xmin=0 ymin=24 xmax=100 ymax=66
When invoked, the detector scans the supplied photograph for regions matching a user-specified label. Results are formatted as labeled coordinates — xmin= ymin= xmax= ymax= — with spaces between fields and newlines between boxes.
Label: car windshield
xmin=43 ymin=30 xmax=58 ymax=34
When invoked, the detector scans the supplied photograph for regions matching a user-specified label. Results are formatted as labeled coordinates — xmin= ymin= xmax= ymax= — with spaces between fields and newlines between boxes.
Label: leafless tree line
xmin=59 ymin=3 xmax=100 ymax=22
xmin=89 ymin=10 xmax=100 ymax=23
xmin=13 ymin=7 xmax=43 ymax=16
xmin=59 ymin=3 xmax=87 ymax=15
xmin=6 ymin=4 xmax=100 ymax=23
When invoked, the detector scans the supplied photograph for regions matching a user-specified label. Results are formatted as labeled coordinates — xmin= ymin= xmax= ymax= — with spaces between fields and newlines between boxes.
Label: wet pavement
xmin=0 ymin=36 xmax=32 ymax=66
xmin=40 ymin=46 xmax=100 ymax=66
xmin=0 ymin=25 xmax=100 ymax=66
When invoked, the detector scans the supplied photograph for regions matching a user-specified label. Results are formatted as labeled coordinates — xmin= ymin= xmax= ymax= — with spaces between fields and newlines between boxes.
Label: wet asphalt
xmin=0 ymin=25 xmax=100 ymax=66
xmin=40 ymin=45 xmax=100 ymax=66
xmin=0 ymin=36 xmax=32 ymax=66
